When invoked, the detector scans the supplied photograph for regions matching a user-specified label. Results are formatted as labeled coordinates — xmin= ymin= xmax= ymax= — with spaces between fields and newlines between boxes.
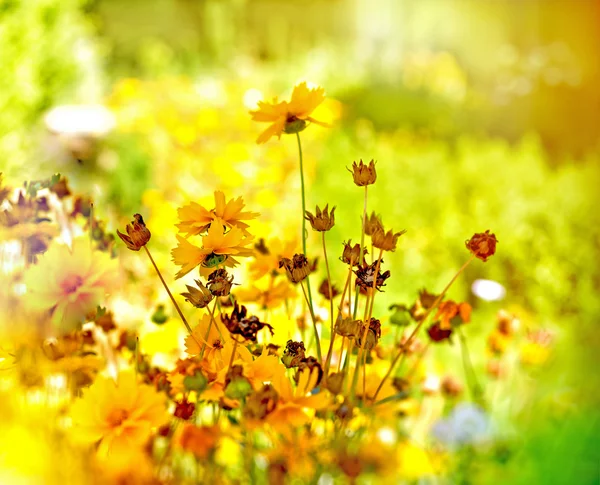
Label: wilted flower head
xmin=222 ymin=302 xmax=274 ymax=342
xmin=348 ymin=159 xmax=377 ymax=186
xmin=427 ymin=322 xmax=453 ymax=343
xmin=340 ymin=240 xmax=367 ymax=266
xmin=304 ymin=204 xmax=336 ymax=232
xmin=334 ymin=316 xmax=362 ymax=338
xmin=243 ymin=384 xmax=279 ymax=420
xmin=354 ymin=260 xmax=391 ymax=292
xmin=465 ymin=230 xmax=498 ymax=261
xmin=249 ymin=82 xmax=328 ymax=144
xmin=355 ymin=318 xmax=382 ymax=351
xmin=207 ymin=268 xmax=234 ymax=297
xmin=282 ymin=340 xmax=306 ymax=368
xmin=318 ymin=279 xmax=339 ymax=300
xmin=372 ymin=227 xmax=407 ymax=252
xmin=364 ymin=212 xmax=383 ymax=236
xmin=116 ymin=213 xmax=151 ymax=251
xmin=279 ymin=253 xmax=311 ymax=283
xmin=181 ymin=279 xmax=214 ymax=309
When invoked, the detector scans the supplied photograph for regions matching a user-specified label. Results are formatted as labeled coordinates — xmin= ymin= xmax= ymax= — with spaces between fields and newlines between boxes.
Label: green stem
xmin=300 ymin=280 xmax=322 ymax=362
xmin=458 ymin=326 xmax=484 ymax=402
xmin=296 ymin=132 xmax=317 ymax=353
xmin=144 ymin=245 xmax=195 ymax=336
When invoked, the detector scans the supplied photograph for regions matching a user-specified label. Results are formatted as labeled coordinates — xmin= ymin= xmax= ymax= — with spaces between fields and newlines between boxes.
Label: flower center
xmin=106 ymin=408 xmax=129 ymax=427
xmin=212 ymin=339 xmax=223 ymax=350
xmin=61 ymin=275 xmax=84 ymax=295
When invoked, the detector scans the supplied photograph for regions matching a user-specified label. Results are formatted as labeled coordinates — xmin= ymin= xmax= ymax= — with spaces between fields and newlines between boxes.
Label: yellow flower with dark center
xmin=176 ymin=191 xmax=259 ymax=237
xmin=24 ymin=238 xmax=119 ymax=333
xmin=171 ymin=223 xmax=255 ymax=279
xmin=70 ymin=372 xmax=169 ymax=456
xmin=304 ymin=204 xmax=336 ymax=232
xmin=249 ymin=82 xmax=328 ymax=144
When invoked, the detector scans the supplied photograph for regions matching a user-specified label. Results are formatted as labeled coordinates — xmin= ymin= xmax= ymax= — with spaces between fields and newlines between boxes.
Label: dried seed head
xmin=364 ymin=212 xmax=384 ymax=236
xmin=371 ymin=227 xmax=406 ymax=252
xmin=355 ymin=318 xmax=382 ymax=351
xmin=207 ymin=268 xmax=234 ymax=297
xmin=222 ymin=302 xmax=274 ymax=342
xmin=340 ymin=240 xmax=367 ymax=266
xmin=334 ymin=316 xmax=362 ymax=338
xmin=279 ymin=253 xmax=311 ymax=283
xmin=117 ymin=213 xmax=151 ymax=251
xmin=465 ymin=230 xmax=498 ymax=261
xmin=304 ymin=204 xmax=336 ymax=232
xmin=174 ymin=398 xmax=196 ymax=420
xmin=348 ymin=159 xmax=377 ymax=186
xmin=318 ymin=279 xmax=339 ymax=300
xmin=325 ymin=372 xmax=345 ymax=395
xmin=282 ymin=339 xmax=306 ymax=368
xmin=243 ymin=384 xmax=279 ymax=420
xmin=181 ymin=279 xmax=214 ymax=308
xmin=354 ymin=261 xmax=391 ymax=292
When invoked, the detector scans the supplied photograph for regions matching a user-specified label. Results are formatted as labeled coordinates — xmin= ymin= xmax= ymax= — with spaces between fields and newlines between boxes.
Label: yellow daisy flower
xmin=70 ymin=372 xmax=169 ymax=456
xmin=249 ymin=82 xmax=328 ymax=144
xmin=176 ymin=191 xmax=259 ymax=237
xmin=171 ymin=223 xmax=255 ymax=279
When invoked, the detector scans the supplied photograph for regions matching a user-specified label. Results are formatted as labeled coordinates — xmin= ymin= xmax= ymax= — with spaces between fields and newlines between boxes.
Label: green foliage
xmin=0 ymin=0 xmax=99 ymax=180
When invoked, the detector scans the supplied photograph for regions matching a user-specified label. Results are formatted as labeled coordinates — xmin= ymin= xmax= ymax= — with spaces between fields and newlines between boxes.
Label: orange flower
xmin=171 ymin=223 xmax=255 ymax=279
xmin=435 ymin=300 xmax=472 ymax=330
xmin=250 ymin=82 xmax=328 ymax=144
xmin=23 ymin=238 xmax=119 ymax=332
xmin=176 ymin=424 xmax=220 ymax=459
xmin=176 ymin=191 xmax=259 ymax=237
xmin=70 ymin=372 xmax=169 ymax=456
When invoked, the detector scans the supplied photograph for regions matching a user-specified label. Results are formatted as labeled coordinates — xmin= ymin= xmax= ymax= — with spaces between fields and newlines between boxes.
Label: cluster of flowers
xmin=0 ymin=82 xmax=552 ymax=483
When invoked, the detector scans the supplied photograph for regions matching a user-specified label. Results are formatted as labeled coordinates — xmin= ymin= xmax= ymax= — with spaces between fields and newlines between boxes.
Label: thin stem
xmin=359 ymin=186 xmax=368 ymax=267
xmin=322 ymin=232 xmax=334 ymax=334
xmin=296 ymin=132 xmax=316 ymax=348
xmin=458 ymin=326 xmax=484 ymax=402
xmin=372 ymin=255 xmax=476 ymax=403
xmin=226 ymin=339 xmax=239 ymax=378
xmin=143 ymin=245 xmax=194 ymax=335
xmin=325 ymin=264 xmax=353 ymax=374
xmin=351 ymin=247 xmax=384 ymax=398
xmin=199 ymin=299 xmax=221 ymax=360
xmin=338 ymin=337 xmax=346 ymax=372
xmin=300 ymin=280 xmax=322 ymax=362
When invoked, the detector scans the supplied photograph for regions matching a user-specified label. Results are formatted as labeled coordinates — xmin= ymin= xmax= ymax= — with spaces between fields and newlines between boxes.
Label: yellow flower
xmin=250 ymin=82 xmax=328 ymax=144
xmin=23 ymin=238 xmax=119 ymax=332
xmin=250 ymin=237 xmax=298 ymax=279
xmin=70 ymin=372 xmax=169 ymax=456
xmin=266 ymin=363 xmax=330 ymax=429
xmin=176 ymin=191 xmax=259 ymax=237
xmin=171 ymin=223 xmax=255 ymax=279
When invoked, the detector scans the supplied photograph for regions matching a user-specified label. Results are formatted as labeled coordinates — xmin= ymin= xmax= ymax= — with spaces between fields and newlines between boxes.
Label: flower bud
xmin=183 ymin=369 xmax=208 ymax=392
xmin=325 ymin=372 xmax=345 ymax=394
xmin=465 ymin=230 xmax=498 ymax=261
xmin=348 ymin=159 xmax=377 ymax=186
xmin=117 ymin=213 xmax=151 ymax=251
xmin=224 ymin=365 xmax=253 ymax=400
xmin=151 ymin=304 xmax=169 ymax=325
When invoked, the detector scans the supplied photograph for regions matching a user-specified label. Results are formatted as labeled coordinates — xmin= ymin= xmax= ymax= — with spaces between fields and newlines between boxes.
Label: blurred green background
xmin=2 ymin=0 xmax=599 ymax=482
